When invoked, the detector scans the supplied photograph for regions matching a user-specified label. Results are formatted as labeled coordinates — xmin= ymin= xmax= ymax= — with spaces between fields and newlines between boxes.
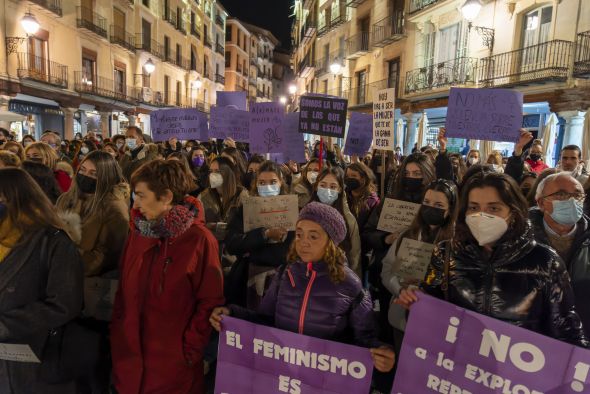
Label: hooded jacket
xmin=110 ymin=196 xmax=224 ymax=394
xmin=422 ymin=224 xmax=588 ymax=348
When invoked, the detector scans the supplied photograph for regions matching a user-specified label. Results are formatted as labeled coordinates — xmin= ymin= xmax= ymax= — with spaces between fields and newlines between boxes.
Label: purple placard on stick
xmin=150 ymin=108 xmax=207 ymax=142
xmin=250 ymin=102 xmax=285 ymax=154
xmin=209 ymin=106 xmax=250 ymax=142
xmin=392 ymin=294 xmax=590 ymax=394
xmin=215 ymin=316 xmax=374 ymax=394
xmin=280 ymin=112 xmax=306 ymax=163
xmin=298 ymin=94 xmax=348 ymax=138
xmin=217 ymin=91 xmax=248 ymax=111
xmin=445 ymin=87 xmax=523 ymax=143
xmin=344 ymin=112 xmax=373 ymax=156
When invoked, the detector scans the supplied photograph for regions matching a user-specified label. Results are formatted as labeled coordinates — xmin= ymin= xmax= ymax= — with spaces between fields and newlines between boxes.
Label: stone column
xmin=0 ymin=95 xmax=11 ymax=130
xmin=61 ymin=108 xmax=77 ymax=141
xmin=558 ymin=110 xmax=586 ymax=148
xmin=403 ymin=112 xmax=421 ymax=154
xmin=99 ymin=111 xmax=111 ymax=137
xmin=128 ymin=115 xmax=137 ymax=126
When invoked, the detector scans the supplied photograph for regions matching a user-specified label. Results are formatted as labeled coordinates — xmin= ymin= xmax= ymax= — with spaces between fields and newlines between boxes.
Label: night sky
xmin=220 ymin=0 xmax=293 ymax=50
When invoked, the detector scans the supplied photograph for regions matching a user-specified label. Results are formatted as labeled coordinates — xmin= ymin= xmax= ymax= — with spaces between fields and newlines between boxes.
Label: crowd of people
xmin=0 ymin=124 xmax=589 ymax=393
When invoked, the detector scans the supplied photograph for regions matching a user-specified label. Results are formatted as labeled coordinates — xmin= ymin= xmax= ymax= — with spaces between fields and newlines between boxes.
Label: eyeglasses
xmin=542 ymin=190 xmax=586 ymax=202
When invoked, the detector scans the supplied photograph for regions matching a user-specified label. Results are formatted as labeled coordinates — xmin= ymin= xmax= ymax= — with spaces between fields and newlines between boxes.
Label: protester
xmin=164 ymin=136 xmax=182 ymax=157
xmin=396 ymin=172 xmax=588 ymax=347
xmin=560 ymin=145 xmax=588 ymax=185
xmin=21 ymin=160 xmax=63 ymax=203
xmin=292 ymin=158 xmax=322 ymax=208
xmin=465 ymin=149 xmax=480 ymax=167
xmin=310 ymin=167 xmax=361 ymax=275
xmin=519 ymin=171 xmax=537 ymax=201
xmin=221 ymin=146 xmax=247 ymax=178
xmin=188 ymin=145 xmax=210 ymax=196
xmin=119 ymin=125 xmax=158 ymax=181
xmin=585 ymin=177 xmax=590 ymax=216
xmin=486 ymin=150 xmax=504 ymax=173
xmin=2 ymin=140 xmax=25 ymax=161
xmin=0 ymin=168 xmax=83 ymax=393
xmin=243 ymin=154 xmax=266 ymax=190
xmin=25 ymin=141 xmax=72 ymax=192
xmin=111 ymin=160 xmax=224 ymax=394
xmin=112 ymin=134 xmax=126 ymax=156
xmin=210 ymin=202 xmax=395 ymax=375
xmin=21 ymin=134 xmax=35 ymax=147
xmin=225 ymin=161 xmax=296 ymax=308
xmin=0 ymin=149 xmax=21 ymax=168
xmin=526 ymin=141 xmax=549 ymax=174
xmin=72 ymin=139 xmax=98 ymax=170
xmin=345 ymin=162 xmax=380 ymax=233
xmin=102 ymin=142 xmax=120 ymax=160
xmin=526 ymin=168 xmax=559 ymax=207
xmin=40 ymin=130 xmax=72 ymax=163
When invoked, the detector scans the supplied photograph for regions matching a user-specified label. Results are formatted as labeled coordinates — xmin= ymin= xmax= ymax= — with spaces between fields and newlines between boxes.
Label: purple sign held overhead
xmin=280 ymin=112 xmax=306 ymax=163
xmin=392 ymin=294 xmax=590 ymax=394
xmin=217 ymin=91 xmax=248 ymax=111
xmin=150 ymin=108 xmax=207 ymax=142
xmin=344 ymin=112 xmax=373 ymax=156
xmin=299 ymin=94 xmax=348 ymax=138
xmin=209 ymin=106 xmax=250 ymax=142
xmin=215 ymin=316 xmax=374 ymax=394
xmin=250 ymin=102 xmax=285 ymax=154
xmin=445 ymin=87 xmax=523 ymax=143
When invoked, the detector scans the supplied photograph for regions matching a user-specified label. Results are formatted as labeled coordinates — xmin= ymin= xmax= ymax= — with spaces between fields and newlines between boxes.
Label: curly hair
xmin=286 ymin=238 xmax=346 ymax=283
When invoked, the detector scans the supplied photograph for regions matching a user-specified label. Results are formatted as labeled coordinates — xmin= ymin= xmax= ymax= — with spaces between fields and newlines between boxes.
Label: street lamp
xmin=329 ymin=62 xmax=343 ymax=76
xmin=193 ymin=79 xmax=203 ymax=90
xmin=288 ymin=84 xmax=297 ymax=95
xmin=279 ymin=96 xmax=287 ymax=105
xmin=5 ymin=12 xmax=40 ymax=55
xmin=461 ymin=0 xmax=495 ymax=51
xmin=143 ymin=58 xmax=156 ymax=75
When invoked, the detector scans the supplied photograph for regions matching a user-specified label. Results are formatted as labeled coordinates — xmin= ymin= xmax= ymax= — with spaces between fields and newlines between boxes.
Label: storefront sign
xmin=344 ymin=112 xmax=373 ymax=156
xmin=392 ymin=294 xmax=590 ymax=394
xmin=216 ymin=316 xmax=374 ymax=394
xmin=150 ymin=108 xmax=206 ymax=142
xmin=298 ymin=95 xmax=347 ymax=138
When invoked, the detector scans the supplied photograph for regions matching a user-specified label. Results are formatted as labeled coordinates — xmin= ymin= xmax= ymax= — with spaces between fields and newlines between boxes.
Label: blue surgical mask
xmin=550 ymin=198 xmax=584 ymax=225
xmin=126 ymin=138 xmax=137 ymax=149
xmin=257 ymin=184 xmax=281 ymax=197
xmin=317 ymin=187 xmax=339 ymax=205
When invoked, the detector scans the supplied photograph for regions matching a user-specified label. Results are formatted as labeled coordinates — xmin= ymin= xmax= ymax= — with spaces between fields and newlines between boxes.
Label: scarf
xmin=133 ymin=196 xmax=199 ymax=239
xmin=0 ymin=218 xmax=22 ymax=263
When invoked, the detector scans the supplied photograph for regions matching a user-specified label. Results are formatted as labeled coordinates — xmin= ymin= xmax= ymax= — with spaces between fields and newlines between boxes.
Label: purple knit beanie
xmin=298 ymin=202 xmax=347 ymax=245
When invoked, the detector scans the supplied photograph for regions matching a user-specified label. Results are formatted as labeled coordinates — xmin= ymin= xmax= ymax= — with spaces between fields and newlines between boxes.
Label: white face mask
xmin=209 ymin=172 xmax=224 ymax=189
xmin=465 ymin=212 xmax=509 ymax=246
xmin=468 ymin=157 xmax=479 ymax=165
xmin=307 ymin=171 xmax=319 ymax=185
xmin=80 ymin=147 xmax=89 ymax=155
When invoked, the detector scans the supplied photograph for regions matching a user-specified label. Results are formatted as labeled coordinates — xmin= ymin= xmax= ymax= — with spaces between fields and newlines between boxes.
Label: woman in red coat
xmin=111 ymin=159 xmax=224 ymax=394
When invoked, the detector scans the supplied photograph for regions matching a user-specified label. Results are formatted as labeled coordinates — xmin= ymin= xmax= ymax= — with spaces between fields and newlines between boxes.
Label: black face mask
xmin=529 ymin=153 xmax=541 ymax=162
xmin=76 ymin=173 xmax=97 ymax=194
xmin=521 ymin=187 xmax=531 ymax=197
xmin=243 ymin=172 xmax=255 ymax=189
xmin=28 ymin=157 xmax=43 ymax=163
xmin=344 ymin=178 xmax=361 ymax=191
xmin=402 ymin=177 xmax=423 ymax=193
xmin=420 ymin=205 xmax=447 ymax=226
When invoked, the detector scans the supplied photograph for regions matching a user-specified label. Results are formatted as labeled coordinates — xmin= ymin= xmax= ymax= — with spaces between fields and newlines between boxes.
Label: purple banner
xmin=250 ymin=102 xmax=285 ymax=154
xmin=149 ymin=108 xmax=207 ymax=142
xmin=217 ymin=91 xmax=248 ymax=111
xmin=392 ymin=294 xmax=590 ymax=394
xmin=299 ymin=95 xmax=348 ymax=138
xmin=209 ymin=106 xmax=250 ymax=142
xmin=445 ymin=87 xmax=523 ymax=143
xmin=215 ymin=316 xmax=374 ymax=394
xmin=344 ymin=112 xmax=373 ymax=156
xmin=279 ymin=113 xmax=306 ymax=163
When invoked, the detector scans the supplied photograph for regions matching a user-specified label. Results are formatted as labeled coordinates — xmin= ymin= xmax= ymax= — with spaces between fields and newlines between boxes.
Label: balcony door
xmin=142 ymin=19 xmax=151 ymax=50
xmin=28 ymin=36 xmax=48 ymax=78
xmin=521 ymin=5 xmax=553 ymax=68
xmin=356 ymin=70 xmax=366 ymax=104
xmin=81 ymin=0 xmax=93 ymax=23
xmin=113 ymin=8 xmax=125 ymax=41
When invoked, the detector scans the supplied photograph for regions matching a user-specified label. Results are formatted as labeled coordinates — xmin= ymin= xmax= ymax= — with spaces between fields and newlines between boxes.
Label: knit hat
xmin=298 ymin=202 xmax=347 ymax=245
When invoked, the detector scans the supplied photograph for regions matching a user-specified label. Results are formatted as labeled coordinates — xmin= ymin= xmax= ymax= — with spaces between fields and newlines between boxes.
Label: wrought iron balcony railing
xmin=216 ymin=43 xmax=224 ymax=55
xmin=17 ymin=53 xmax=68 ymax=89
xmin=478 ymin=40 xmax=573 ymax=87
xmin=409 ymin=0 xmax=441 ymax=14
xmin=74 ymin=71 xmax=136 ymax=103
xmin=574 ymin=31 xmax=590 ymax=78
xmin=404 ymin=57 xmax=477 ymax=94
xmin=77 ymin=6 xmax=108 ymax=39
xmin=110 ymin=26 xmax=136 ymax=52
xmin=162 ymin=6 xmax=177 ymax=28
xmin=204 ymin=38 xmax=213 ymax=48
xmin=346 ymin=32 xmax=370 ymax=59
xmin=215 ymin=73 xmax=225 ymax=84
xmin=191 ymin=25 xmax=201 ymax=40
xmin=372 ymin=10 xmax=404 ymax=47
xmin=315 ymin=56 xmax=329 ymax=75
xmin=215 ymin=15 xmax=224 ymax=27
xmin=30 ymin=0 xmax=62 ymax=17
xmin=346 ymin=0 xmax=367 ymax=8
xmin=343 ymin=78 xmax=389 ymax=107
xmin=135 ymin=35 xmax=164 ymax=59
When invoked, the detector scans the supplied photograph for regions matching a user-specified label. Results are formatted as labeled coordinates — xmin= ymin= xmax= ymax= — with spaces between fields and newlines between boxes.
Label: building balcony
xmin=29 ymin=0 xmax=62 ymax=17
xmin=17 ymin=53 xmax=68 ymax=89
xmin=191 ymin=26 xmax=201 ymax=40
xmin=297 ymin=52 xmax=314 ymax=77
xmin=574 ymin=31 xmax=590 ymax=78
xmin=74 ymin=71 xmax=136 ymax=103
xmin=204 ymin=38 xmax=213 ymax=49
xmin=136 ymin=35 xmax=164 ymax=59
xmin=343 ymin=78 xmax=389 ymax=107
xmin=110 ymin=26 xmax=136 ymax=53
xmin=250 ymin=58 xmax=257 ymax=66
xmin=215 ymin=15 xmax=224 ymax=27
xmin=162 ymin=6 xmax=177 ymax=28
xmin=164 ymin=51 xmax=190 ymax=70
xmin=315 ymin=57 xmax=329 ymax=76
xmin=256 ymin=89 xmax=264 ymax=97
xmin=216 ymin=43 xmax=224 ymax=55
xmin=346 ymin=32 xmax=370 ymax=59
xmin=478 ymin=40 xmax=573 ymax=88
xmin=215 ymin=73 xmax=225 ymax=84
xmin=372 ymin=11 xmax=404 ymax=48
xmin=404 ymin=57 xmax=477 ymax=95
xmin=76 ymin=6 xmax=108 ymax=39
xmin=409 ymin=0 xmax=441 ymax=14
xmin=138 ymin=88 xmax=165 ymax=106
xmin=346 ymin=0 xmax=367 ymax=8
xmin=249 ymin=76 xmax=257 ymax=86
xmin=299 ymin=19 xmax=316 ymax=45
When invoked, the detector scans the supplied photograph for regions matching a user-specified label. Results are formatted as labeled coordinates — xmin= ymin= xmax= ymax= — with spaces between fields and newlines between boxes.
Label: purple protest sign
xmin=392 ymin=294 xmax=590 ymax=394
xmin=250 ymin=102 xmax=285 ymax=154
xmin=149 ymin=108 xmax=207 ymax=142
xmin=280 ymin=112 xmax=306 ymax=163
xmin=215 ymin=316 xmax=374 ymax=394
xmin=217 ymin=91 xmax=248 ymax=111
xmin=344 ymin=112 xmax=373 ymax=156
xmin=299 ymin=95 xmax=348 ymax=138
xmin=445 ymin=87 xmax=523 ymax=143
xmin=209 ymin=106 xmax=250 ymax=142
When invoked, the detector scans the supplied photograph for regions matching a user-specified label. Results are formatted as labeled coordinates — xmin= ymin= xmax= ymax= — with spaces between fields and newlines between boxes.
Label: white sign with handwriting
xmin=0 ymin=343 xmax=40 ymax=363
xmin=393 ymin=238 xmax=435 ymax=282
xmin=243 ymin=195 xmax=299 ymax=232
xmin=377 ymin=198 xmax=421 ymax=233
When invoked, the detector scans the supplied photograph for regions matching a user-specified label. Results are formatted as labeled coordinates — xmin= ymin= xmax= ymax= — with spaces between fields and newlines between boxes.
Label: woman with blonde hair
xmin=25 ymin=141 xmax=72 ymax=192
xmin=486 ymin=150 xmax=505 ymax=173
xmin=0 ymin=151 xmax=21 ymax=168
xmin=2 ymin=141 xmax=25 ymax=161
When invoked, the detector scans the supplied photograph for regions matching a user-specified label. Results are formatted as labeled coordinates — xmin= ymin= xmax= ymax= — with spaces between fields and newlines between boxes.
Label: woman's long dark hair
xmin=253 ymin=161 xmax=289 ymax=196
xmin=210 ymin=156 xmax=243 ymax=216
xmin=387 ymin=152 xmax=436 ymax=200
xmin=345 ymin=162 xmax=377 ymax=217
xmin=0 ymin=167 xmax=64 ymax=234
xmin=21 ymin=160 xmax=62 ymax=204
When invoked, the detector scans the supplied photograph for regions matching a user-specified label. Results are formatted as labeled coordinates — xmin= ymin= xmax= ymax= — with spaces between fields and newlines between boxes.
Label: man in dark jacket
xmin=119 ymin=125 xmax=157 ymax=181
xmin=530 ymin=172 xmax=590 ymax=335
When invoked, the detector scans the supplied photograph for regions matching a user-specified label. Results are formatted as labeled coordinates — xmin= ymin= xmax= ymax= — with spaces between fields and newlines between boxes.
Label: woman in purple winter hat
xmin=210 ymin=201 xmax=395 ymax=374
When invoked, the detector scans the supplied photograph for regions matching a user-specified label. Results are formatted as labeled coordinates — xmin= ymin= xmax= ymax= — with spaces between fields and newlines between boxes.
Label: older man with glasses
xmin=530 ymin=172 xmax=589 ymax=335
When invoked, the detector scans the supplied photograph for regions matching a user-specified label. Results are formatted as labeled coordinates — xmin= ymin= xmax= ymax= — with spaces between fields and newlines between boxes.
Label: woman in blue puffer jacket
xmin=210 ymin=201 xmax=395 ymax=373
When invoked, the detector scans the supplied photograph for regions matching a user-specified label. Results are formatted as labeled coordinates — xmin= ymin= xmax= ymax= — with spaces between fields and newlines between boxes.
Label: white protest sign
xmin=393 ymin=238 xmax=435 ymax=282
xmin=0 ymin=343 xmax=40 ymax=363
xmin=377 ymin=198 xmax=421 ymax=233
xmin=372 ymin=88 xmax=395 ymax=151
xmin=243 ymin=195 xmax=299 ymax=232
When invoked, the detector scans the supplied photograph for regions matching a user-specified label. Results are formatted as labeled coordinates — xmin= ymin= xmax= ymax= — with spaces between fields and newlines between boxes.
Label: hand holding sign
xmin=377 ymin=199 xmax=421 ymax=233
xmin=514 ymin=128 xmax=534 ymax=156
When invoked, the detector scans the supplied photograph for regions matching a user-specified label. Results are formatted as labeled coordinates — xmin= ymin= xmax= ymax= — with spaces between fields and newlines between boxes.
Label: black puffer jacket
xmin=423 ymin=224 xmax=588 ymax=348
